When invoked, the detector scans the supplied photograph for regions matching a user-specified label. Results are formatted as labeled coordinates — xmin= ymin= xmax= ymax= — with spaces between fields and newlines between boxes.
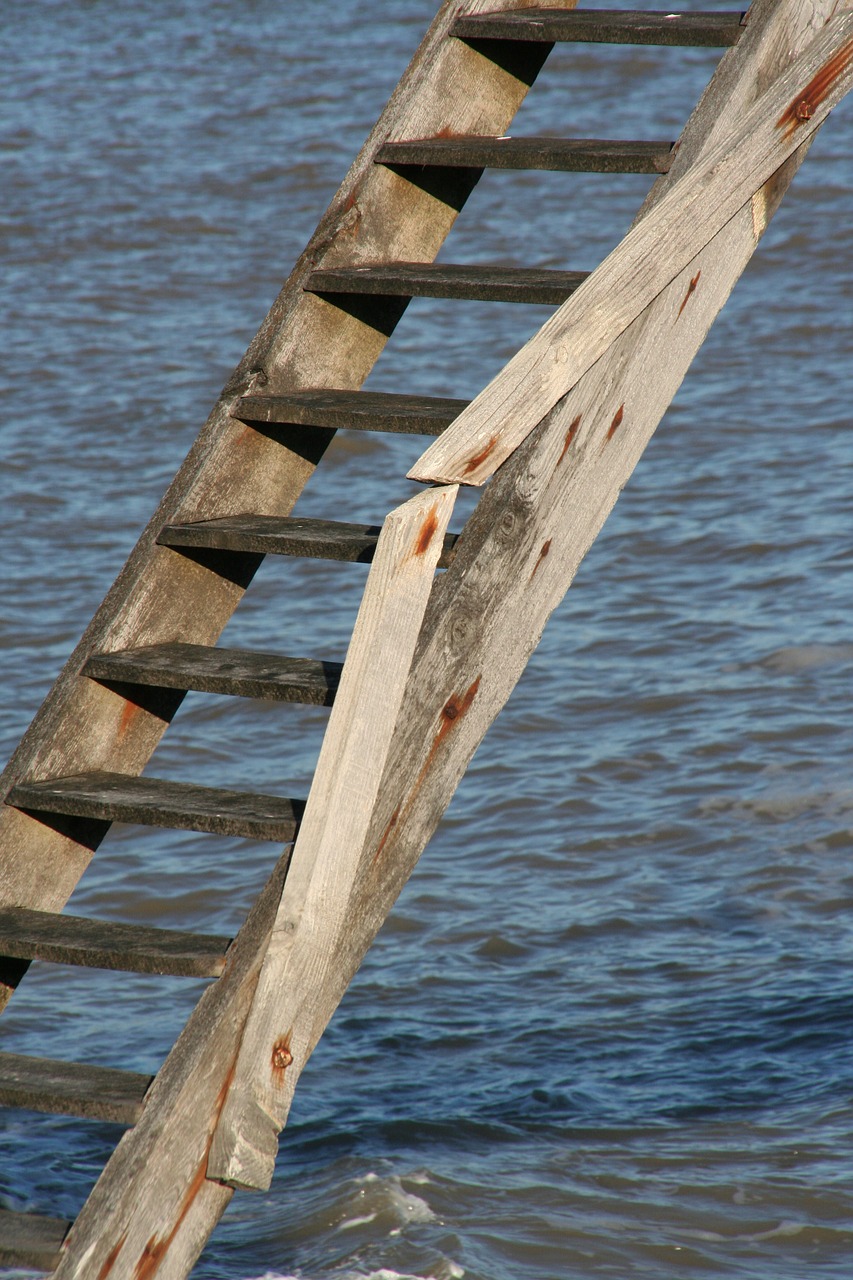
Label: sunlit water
xmin=3 ymin=2 xmax=853 ymax=1277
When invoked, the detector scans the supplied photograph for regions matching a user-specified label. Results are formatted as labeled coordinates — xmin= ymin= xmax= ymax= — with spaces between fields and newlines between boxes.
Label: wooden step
xmin=232 ymin=387 xmax=469 ymax=435
xmin=85 ymin=643 xmax=342 ymax=706
xmin=159 ymin=514 xmax=460 ymax=567
xmin=0 ymin=1208 xmax=70 ymax=1272
xmin=377 ymin=135 xmax=675 ymax=174
xmin=7 ymin=773 xmax=303 ymax=842
xmin=305 ymin=262 xmax=589 ymax=305
xmin=0 ymin=905 xmax=231 ymax=977
xmin=452 ymin=8 xmax=746 ymax=47
xmin=0 ymin=1051 xmax=152 ymax=1125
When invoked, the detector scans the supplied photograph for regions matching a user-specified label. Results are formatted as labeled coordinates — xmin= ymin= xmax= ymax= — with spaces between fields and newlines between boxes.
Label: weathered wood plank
xmin=7 ymin=773 xmax=303 ymax=842
xmin=0 ymin=1052 xmax=152 ymax=1125
xmin=307 ymin=262 xmax=589 ymax=305
xmin=409 ymin=12 xmax=853 ymax=484
xmin=233 ymin=388 xmax=469 ymax=435
xmin=0 ymin=1208 xmax=70 ymax=1272
xmin=203 ymin=0 xmax=844 ymax=1193
xmin=158 ymin=514 xmax=461 ymax=567
xmin=50 ymin=850 xmax=290 ymax=1280
xmin=0 ymin=906 xmax=230 ymax=977
xmin=85 ymin=644 xmax=342 ymax=705
xmin=452 ymin=9 xmax=747 ymax=47
xmin=208 ymin=487 xmax=458 ymax=1190
xmin=0 ymin=0 xmax=571 ymax=981
xmin=377 ymin=135 xmax=675 ymax=173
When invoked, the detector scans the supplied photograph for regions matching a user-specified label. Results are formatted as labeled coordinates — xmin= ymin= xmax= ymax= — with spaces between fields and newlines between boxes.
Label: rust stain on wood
xmin=529 ymin=539 xmax=552 ymax=582
xmin=413 ymin=503 xmax=440 ymax=556
xmin=606 ymin=404 xmax=624 ymax=443
xmin=677 ymin=270 xmax=701 ymax=318
xmin=374 ymin=803 xmax=401 ymax=863
xmin=461 ymin=434 xmax=498 ymax=477
xmin=777 ymin=37 xmax=853 ymax=137
xmin=270 ymin=1034 xmax=294 ymax=1079
xmin=97 ymin=1233 xmax=128 ymax=1279
xmin=118 ymin=700 xmax=140 ymax=737
xmin=557 ymin=415 xmax=582 ymax=466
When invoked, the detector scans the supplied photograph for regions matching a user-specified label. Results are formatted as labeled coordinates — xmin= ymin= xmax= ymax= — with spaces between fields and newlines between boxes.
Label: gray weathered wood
xmin=378 ymin=135 xmax=675 ymax=173
xmin=233 ymin=388 xmax=469 ymax=434
xmin=0 ymin=1052 xmax=152 ymax=1124
xmin=202 ymin=0 xmax=844 ymax=1196
xmin=7 ymin=773 xmax=303 ymax=842
xmin=0 ymin=1209 xmax=70 ymax=1272
xmin=307 ymin=261 xmax=589 ymax=304
xmin=0 ymin=0 xmax=567 ymax=980
xmin=85 ymin=644 xmax=342 ymax=705
xmin=452 ymin=9 xmax=747 ymax=47
xmin=409 ymin=11 xmax=853 ymax=484
xmin=208 ymin=487 xmax=458 ymax=1190
xmin=49 ymin=848 xmax=291 ymax=1280
xmin=158 ymin=513 xmax=461 ymax=567
xmin=0 ymin=906 xmax=230 ymax=977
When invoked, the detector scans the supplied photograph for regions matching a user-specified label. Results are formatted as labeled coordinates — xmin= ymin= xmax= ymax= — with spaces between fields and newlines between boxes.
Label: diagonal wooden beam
xmin=409 ymin=8 xmax=853 ymax=485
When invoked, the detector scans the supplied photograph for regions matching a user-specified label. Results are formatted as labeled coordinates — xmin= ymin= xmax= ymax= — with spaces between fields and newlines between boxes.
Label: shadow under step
xmin=0 ymin=1051 xmax=152 ymax=1125
xmin=0 ymin=905 xmax=231 ymax=977
xmin=452 ymin=9 xmax=746 ymax=47
xmin=85 ymin=643 xmax=342 ymax=706
xmin=305 ymin=262 xmax=589 ymax=305
xmin=159 ymin=515 xmax=460 ymax=567
xmin=378 ymin=135 xmax=675 ymax=174
xmin=7 ymin=773 xmax=303 ymax=842
xmin=0 ymin=1208 xmax=70 ymax=1272
xmin=233 ymin=387 xmax=470 ymax=435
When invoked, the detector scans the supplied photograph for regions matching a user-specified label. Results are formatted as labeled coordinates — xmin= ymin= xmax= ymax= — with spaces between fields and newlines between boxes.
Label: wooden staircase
xmin=2 ymin=2 xmax=851 ymax=1275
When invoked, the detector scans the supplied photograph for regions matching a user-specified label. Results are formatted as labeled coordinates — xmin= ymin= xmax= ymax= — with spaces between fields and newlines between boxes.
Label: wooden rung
xmin=7 ymin=773 xmax=303 ymax=842
xmin=85 ymin=643 xmax=342 ymax=706
xmin=377 ymin=135 xmax=675 ymax=174
xmin=451 ymin=9 xmax=746 ymax=47
xmin=233 ymin=387 xmax=470 ymax=435
xmin=0 ymin=1208 xmax=70 ymax=1272
xmin=0 ymin=1051 xmax=152 ymax=1125
xmin=305 ymin=262 xmax=589 ymax=305
xmin=159 ymin=514 xmax=460 ymax=567
xmin=0 ymin=905 xmax=231 ymax=977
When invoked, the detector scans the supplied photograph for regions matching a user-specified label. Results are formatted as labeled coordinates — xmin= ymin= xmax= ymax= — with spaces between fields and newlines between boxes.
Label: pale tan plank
xmin=409 ymin=10 xmax=853 ymax=485
xmin=207 ymin=487 xmax=457 ymax=1190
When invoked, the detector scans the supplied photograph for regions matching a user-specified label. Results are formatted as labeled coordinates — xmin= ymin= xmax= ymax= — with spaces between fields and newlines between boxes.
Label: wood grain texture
xmin=207 ymin=487 xmax=458 ymax=1190
xmin=306 ymin=262 xmax=590 ymax=304
xmin=158 ymin=514 xmax=461 ymax=567
xmin=0 ymin=1209 xmax=70 ymax=1272
xmin=7 ymin=772 xmax=304 ymax=841
xmin=233 ymin=388 xmax=470 ymax=434
xmin=409 ymin=10 xmax=853 ymax=484
xmin=0 ymin=906 xmax=230 ymax=977
xmin=0 ymin=1052 xmax=152 ymax=1125
xmin=377 ymin=135 xmax=675 ymax=173
xmin=0 ymin=0 xmax=572 ymax=975
xmin=85 ymin=644 xmax=342 ymax=705
xmin=51 ymin=850 xmax=290 ymax=1280
xmin=452 ymin=9 xmax=747 ymax=46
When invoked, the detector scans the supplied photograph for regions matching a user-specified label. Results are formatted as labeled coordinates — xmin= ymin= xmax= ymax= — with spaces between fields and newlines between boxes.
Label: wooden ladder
xmin=2 ymin=2 xmax=851 ymax=1274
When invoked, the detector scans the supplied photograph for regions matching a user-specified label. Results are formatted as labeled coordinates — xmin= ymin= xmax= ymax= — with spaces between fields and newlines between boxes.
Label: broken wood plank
xmin=0 ymin=905 xmax=230 ymax=977
xmin=0 ymin=1209 xmax=70 ymax=1272
xmin=233 ymin=387 xmax=469 ymax=434
xmin=377 ymin=135 xmax=675 ymax=173
xmin=7 ymin=772 xmax=303 ymax=842
xmin=158 ymin=514 xmax=461 ymax=567
xmin=0 ymin=1052 xmax=152 ymax=1125
xmin=306 ymin=261 xmax=590 ymax=305
xmin=409 ymin=11 xmax=853 ymax=484
xmin=208 ymin=487 xmax=457 ymax=1191
xmin=85 ymin=644 xmax=342 ymax=705
xmin=452 ymin=9 xmax=747 ymax=47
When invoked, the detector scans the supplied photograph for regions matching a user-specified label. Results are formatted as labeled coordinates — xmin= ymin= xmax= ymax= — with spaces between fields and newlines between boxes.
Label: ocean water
xmin=3 ymin=1 xmax=853 ymax=1278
